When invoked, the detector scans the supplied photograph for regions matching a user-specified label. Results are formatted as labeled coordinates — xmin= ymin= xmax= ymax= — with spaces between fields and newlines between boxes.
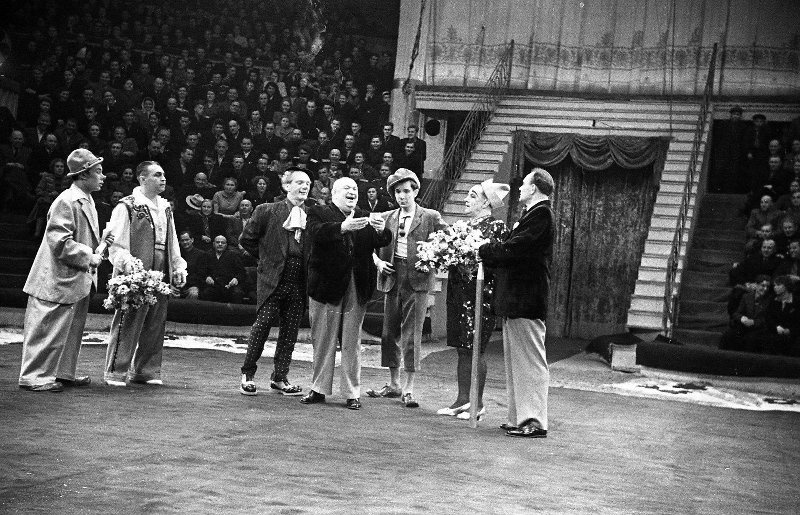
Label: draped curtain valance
xmin=517 ymin=131 xmax=669 ymax=172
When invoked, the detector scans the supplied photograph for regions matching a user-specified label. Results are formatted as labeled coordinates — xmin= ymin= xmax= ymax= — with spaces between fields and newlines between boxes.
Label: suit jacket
xmin=307 ymin=204 xmax=391 ymax=305
xmin=376 ymin=205 xmax=448 ymax=293
xmin=239 ymin=199 xmax=310 ymax=309
xmin=24 ymin=184 xmax=100 ymax=304
xmin=479 ymin=199 xmax=554 ymax=320
xmin=206 ymin=249 xmax=246 ymax=285
xmin=188 ymin=213 xmax=227 ymax=252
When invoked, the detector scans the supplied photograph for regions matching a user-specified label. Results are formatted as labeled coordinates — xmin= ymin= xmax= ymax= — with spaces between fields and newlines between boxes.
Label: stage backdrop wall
xmin=511 ymin=131 xmax=669 ymax=339
xmin=419 ymin=0 xmax=800 ymax=96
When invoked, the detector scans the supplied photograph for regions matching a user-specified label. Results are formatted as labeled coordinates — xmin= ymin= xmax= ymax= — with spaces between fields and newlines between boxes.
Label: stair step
xmin=0 ymin=239 xmax=41 ymax=258
xmin=0 ymin=257 xmax=33 ymax=274
xmin=0 ymin=223 xmax=31 ymax=240
xmin=679 ymin=270 xmax=730 ymax=288
xmin=670 ymin=328 xmax=723 ymax=347
xmin=626 ymin=310 xmax=663 ymax=330
xmin=680 ymin=284 xmax=731 ymax=302
xmin=0 ymin=273 xmax=27 ymax=289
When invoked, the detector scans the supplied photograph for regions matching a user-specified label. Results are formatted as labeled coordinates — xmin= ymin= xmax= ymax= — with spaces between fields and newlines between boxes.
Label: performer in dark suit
xmin=479 ymin=168 xmax=555 ymax=438
xmin=300 ymin=177 xmax=392 ymax=409
xmin=238 ymin=168 xmax=312 ymax=396
xmin=366 ymin=168 xmax=448 ymax=408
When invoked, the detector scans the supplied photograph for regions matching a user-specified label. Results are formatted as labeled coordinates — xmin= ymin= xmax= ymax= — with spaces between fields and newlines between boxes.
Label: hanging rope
xmin=402 ymin=0 xmax=427 ymax=96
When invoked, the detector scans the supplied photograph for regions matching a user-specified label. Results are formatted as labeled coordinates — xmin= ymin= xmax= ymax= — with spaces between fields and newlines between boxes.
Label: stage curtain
xmin=424 ymin=0 xmax=800 ymax=96
xmin=512 ymin=132 xmax=667 ymax=338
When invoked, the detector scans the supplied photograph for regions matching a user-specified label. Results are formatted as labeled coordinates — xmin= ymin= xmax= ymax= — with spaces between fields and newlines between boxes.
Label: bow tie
xmin=283 ymin=205 xmax=306 ymax=242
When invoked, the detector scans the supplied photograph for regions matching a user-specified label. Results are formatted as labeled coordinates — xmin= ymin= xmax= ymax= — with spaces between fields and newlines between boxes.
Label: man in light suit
xmin=367 ymin=168 xmax=448 ymax=407
xmin=300 ymin=177 xmax=392 ymax=410
xmin=479 ymin=168 xmax=555 ymax=438
xmin=238 ymin=168 xmax=312 ymax=396
xmin=19 ymin=149 xmax=107 ymax=392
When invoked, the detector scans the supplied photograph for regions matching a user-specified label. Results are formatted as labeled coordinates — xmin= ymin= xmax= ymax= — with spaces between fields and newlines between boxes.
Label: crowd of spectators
xmin=722 ymin=108 xmax=800 ymax=357
xmin=0 ymin=0 xmax=418 ymax=305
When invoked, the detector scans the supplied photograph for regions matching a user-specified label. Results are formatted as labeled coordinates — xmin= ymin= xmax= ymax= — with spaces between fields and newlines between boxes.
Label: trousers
xmin=380 ymin=258 xmax=428 ymax=372
xmin=309 ymin=273 xmax=366 ymax=399
xmin=104 ymin=295 xmax=169 ymax=382
xmin=503 ymin=317 xmax=549 ymax=430
xmin=241 ymin=256 xmax=305 ymax=381
xmin=19 ymin=294 xmax=91 ymax=386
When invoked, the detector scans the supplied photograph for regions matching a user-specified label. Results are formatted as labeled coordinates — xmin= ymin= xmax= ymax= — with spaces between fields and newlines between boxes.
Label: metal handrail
xmin=419 ymin=40 xmax=515 ymax=211
xmin=662 ymin=43 xmax=719 ymax=338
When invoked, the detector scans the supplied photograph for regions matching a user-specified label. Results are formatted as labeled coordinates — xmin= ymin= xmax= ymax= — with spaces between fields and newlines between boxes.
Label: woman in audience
xmin=212 ymin=177 xmax=245 ymax=220
xmin=275 ymin=115 xmax=294 ymax=140
xmin=310 ymin=166 xmax=333 ymax=200
xmin=111 ymin=166 xmax=137 ymax=197
xmin=271 ymin=147 xmax=293 ymax=175
xmin=273 ymin=99 xmax=297 ymax=127
xmin=246 ymin=176 xmax=272 ymax=208
xmin=189 ymin=198 xmax=227 ymax=253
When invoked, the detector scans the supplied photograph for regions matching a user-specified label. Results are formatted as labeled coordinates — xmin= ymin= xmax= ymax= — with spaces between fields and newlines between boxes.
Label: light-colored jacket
xmin=24 ymin=183 xmax=100 ymax=304
xmin=376 ymin=205 xmax=448 ymax=293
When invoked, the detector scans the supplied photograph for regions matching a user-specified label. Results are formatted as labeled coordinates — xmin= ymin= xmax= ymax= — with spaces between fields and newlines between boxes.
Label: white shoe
xmin=104 ymin=379 xmax=127 ymax=387
xmin=436 ymin=403 xmax=469 ymax=416
xmin=457 ymin=406 xmax=486 ymax=420
xmin=145 ymin=379 xmax=163 ymax=385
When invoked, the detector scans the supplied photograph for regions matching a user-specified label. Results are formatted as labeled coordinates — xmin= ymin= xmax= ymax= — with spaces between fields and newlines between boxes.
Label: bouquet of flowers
xmin=103 ymin=258 xmax=173 ymax=312
xmin=415 ymin=220 xmax=489 ymax=275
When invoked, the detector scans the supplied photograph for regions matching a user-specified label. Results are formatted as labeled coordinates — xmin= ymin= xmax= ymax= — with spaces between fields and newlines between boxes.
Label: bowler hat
xmin=386 ymin=168 xmax=420 ymax=192
xmin=66 ymin=148 xmax=103 ymax=177
xmin=186 ymin=194 xmax=205 ymax=210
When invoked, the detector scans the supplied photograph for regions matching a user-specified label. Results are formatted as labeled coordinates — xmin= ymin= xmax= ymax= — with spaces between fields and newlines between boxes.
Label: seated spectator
xmin=201 ymin=235 xmax=246 ymax=304
xmin=719 ymin=274 xmax=771 ymax=352
xmin=189 ymin=198 xmax=228 ymax=252
xmin=775 ymin=240 xmax=800 ymax=279
xmin=775 ymin=218 xmax=799 ymax=256
xmin=775 ymin=180 xmax=800 ymax=211
xmin=227 ymin=199 xmax=254 ymax=252
xmin=394 ymin=140 xmax=423 ymax=179
xmin=181 ymin=172 xmax=217 ymax=200
xmin=374 ymin=164 xmax=395 ymax=203
xmin=110 ymin=126 xmax=139 ymax=160
xmin=213 ymin=177 xmax=245 ymax=219
xmin=359 ymin=185 xmax=393 ymax=213
xmin=745 ymin=195 xmax=783 ymax=250
xmin=272 ymin=147 xmax=293 ymax=176
xmin=246 ymin=175 xmax=274 ymax=208
xmin=27 ymin=157 xmax=68 ymax=238
xmin=310 ymin=166 xmax=334 ymax=200
xmin=315 ymin=186 xmax=331 ymax=206
xmin=729 ymin=238 xmax=782 ymax=314
xmin=111 ymin=166 xmax=137 ymax=197
xmin=347 ymin=166 xmax=373 ymax=199
xmin=366 ymin=136 xmax=385 ymax=168
xmin=741 ymin=275 xmax=800 ymax=356
xmin=178 ymin=230 xmax=210 ymax=300
xmin=273 ymin=100 xmax=297 ymax=127
xmin=275 ymin=116 xmax=294 ymax=140
xmin=352 ymin=152 xmax=379 ymax=180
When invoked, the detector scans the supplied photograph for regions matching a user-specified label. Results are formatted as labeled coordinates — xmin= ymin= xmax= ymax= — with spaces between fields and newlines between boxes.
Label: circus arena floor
xmin=0 ymin=323 xmax=798 ymax=514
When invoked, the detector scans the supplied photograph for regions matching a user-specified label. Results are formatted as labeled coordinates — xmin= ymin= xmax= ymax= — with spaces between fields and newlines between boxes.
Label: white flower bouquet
xmin=103 ymin=258 xmax=173 ymax=312
xmin=415 ymin=220 xmax=488 ymax=275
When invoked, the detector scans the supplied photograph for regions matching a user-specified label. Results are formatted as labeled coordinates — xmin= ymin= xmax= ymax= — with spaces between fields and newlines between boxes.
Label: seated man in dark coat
xmin=178 ymin=230 xmax=210 ymax=300
xmin=728 ymin=238 xmax=782 ymax=314
xmin=742 ymin=275 xmax=800 ymax=356
xmin=201 ymin=235 xmax=246 ymax=304
xmin=719 ymin=275 xmax=771 ymax=352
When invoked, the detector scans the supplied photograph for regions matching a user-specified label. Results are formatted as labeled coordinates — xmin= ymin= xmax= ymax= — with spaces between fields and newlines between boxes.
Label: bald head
xmin=332 ymin=177 xmax=358 ymax=212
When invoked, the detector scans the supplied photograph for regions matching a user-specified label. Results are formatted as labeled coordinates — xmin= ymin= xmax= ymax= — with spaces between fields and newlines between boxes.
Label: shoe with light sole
xmin=456 ymin=406 xmax=486 ymax=421
xmin=240 ymin=374 xmax=257 ymax=396
xmin=19 ymin=382 xmax=64 ymax=392
xmin=436 ymin=403 xmax=469 ymax=416
xmin=104 ymin=379 xmax=127 ymax=387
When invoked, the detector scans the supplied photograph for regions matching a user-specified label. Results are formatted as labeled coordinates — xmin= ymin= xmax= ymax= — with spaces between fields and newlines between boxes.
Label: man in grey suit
xmin=367 ymin=168 xmax=448 ymax=407
xmin=479 ymin=168 xmax=555 ymax=438
xmin=19 ymin=149 xmax=107 ymax=392
xmin=238 ymin=168 xmax=312 ymax=396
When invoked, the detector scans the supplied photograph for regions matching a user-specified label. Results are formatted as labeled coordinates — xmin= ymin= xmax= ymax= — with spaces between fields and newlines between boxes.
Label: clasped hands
xmin=205 ymin=276 xmax=235 ymax=289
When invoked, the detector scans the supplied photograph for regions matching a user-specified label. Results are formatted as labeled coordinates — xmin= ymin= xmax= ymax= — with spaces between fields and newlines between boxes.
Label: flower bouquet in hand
xmin=103 ymin=258 xmax=173 ymax=312
xmin=415 ymin=220 xmax=488 ymax=275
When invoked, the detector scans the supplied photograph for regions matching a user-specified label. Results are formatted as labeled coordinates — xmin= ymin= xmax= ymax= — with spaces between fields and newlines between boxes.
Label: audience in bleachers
xmin=1 ymin=0 xmax=411 ymax=309
xmin=721 ymin=109 xmax=800 ymax=357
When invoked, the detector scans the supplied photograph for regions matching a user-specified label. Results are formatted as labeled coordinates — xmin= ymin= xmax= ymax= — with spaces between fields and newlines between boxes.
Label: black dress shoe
xmin=57 ymin=376 xmax=91 ymax=387
xmin=300 ymin=390 xmax=326 ymax=404
xmin=506 ymin=421 xmax=547 ymax=438
xmin=346 ymin=398 xmax=361 ymax=410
